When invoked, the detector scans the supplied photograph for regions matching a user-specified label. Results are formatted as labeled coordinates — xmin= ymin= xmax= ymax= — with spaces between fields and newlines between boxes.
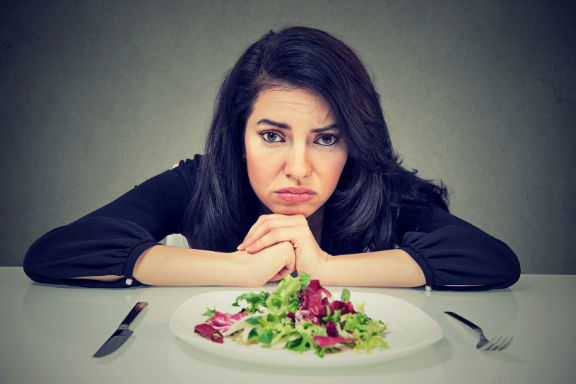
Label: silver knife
xmin=93 ymin=301 xmax=148 ymax=357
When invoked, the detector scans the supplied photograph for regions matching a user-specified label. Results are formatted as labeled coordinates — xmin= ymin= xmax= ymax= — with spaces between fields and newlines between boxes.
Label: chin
xmin=271 ymin=205 xmax=314 ymax=217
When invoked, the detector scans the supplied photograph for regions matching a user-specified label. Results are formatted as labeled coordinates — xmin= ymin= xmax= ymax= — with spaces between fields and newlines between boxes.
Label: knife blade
xmin=93 ymin=301 xmax=148 ymax=358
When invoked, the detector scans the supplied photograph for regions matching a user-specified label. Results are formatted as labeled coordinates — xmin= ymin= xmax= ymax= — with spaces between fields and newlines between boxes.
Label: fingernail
xmin=247 ymin=244 xmax=255 ymax=250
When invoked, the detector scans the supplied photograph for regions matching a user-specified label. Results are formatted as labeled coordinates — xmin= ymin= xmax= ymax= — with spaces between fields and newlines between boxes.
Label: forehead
xmin=251 ymin=87 xmax=335 ymax=121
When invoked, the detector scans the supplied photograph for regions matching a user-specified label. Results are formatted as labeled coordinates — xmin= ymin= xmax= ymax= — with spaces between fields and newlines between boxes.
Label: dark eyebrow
xmin=257 ymin=119 xmax=290 ymax=129
xmin=311 ymin=124 xmax=339 ymax=133
xmin=257 ymin=119 xmax=339 ymax=133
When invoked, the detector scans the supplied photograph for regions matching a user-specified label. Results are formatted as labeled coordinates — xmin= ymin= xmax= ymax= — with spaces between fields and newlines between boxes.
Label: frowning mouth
xmin=275 ymin=187 xmax=316 ymax=202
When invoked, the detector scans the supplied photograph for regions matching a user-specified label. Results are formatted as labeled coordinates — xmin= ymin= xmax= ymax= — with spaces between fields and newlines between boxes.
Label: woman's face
xmin=244 ymin=87 xmax=349 ymax=218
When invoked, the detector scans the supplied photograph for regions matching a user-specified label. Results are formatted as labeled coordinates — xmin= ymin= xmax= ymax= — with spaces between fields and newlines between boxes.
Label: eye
xmin=260 ymin=131 xmax=284 ymax=143
xmin=315 ymin=134 xmax=339 ymax=146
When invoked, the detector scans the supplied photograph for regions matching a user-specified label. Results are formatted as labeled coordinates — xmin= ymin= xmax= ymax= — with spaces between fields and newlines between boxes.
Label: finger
xmin=239 ymin=216 xmax=303 ymax=251
xmin=237 ymin=216 xmax=270 ymax=251
xmin=246 ymin=226 xmax=301 ymax=254
xmin=243 ymin=215 xmax=294 ymax=242
xmin=266 ymin=242 xmax=296 ymax=280
xmin=270 ymin=258 xmax=296 ymax=281
xmin=275 ymin=261 xmax=296 ymax=281
xmin=242 ymin=214 xmax=304 ymax=244
xmin=268 ymin=266 xmax=295 ymax=281
xmin=248 ymin=215 xmax=306 ymax=247
xmin=283 ymin=242 xmax=296 ymax=271
xmin=242 ymin=215 xmax=267 ymax=243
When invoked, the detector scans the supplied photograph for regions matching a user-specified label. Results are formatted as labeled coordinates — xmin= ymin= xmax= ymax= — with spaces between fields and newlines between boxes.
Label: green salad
xmin=194 ymin=273 xmax=388 ymax=357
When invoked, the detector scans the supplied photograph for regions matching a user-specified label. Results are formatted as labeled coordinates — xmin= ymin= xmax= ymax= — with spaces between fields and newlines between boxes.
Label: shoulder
xmin=134 ymin=155 xmax=203 ymax=207
xmin=173 ymin=155 xmax=203 ymax=173
xmin=169 ymin=155 xmax=203 ymax=191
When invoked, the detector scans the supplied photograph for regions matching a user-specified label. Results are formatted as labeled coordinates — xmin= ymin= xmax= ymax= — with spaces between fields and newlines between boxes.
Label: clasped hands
xmin=236 ymin=214 xmax=331 ymax=286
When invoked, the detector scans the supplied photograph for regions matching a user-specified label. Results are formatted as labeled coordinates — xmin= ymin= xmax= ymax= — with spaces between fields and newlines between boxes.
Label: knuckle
xmin=269 ymin=228 xmax=282 ymax=240
xmin=255 ymin=235 xmax=269 ymax=248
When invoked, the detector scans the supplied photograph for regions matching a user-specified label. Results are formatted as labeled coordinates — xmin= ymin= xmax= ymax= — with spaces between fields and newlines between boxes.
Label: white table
xmin=0 ymin=267 xmax=574 ymax=384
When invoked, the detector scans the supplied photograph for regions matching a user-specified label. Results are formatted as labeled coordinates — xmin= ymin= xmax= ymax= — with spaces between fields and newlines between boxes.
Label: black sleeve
xmin=23 ymin=156 xmax=202 ymax=288
xmin=397 ymin=205 xmax=521 ymax=291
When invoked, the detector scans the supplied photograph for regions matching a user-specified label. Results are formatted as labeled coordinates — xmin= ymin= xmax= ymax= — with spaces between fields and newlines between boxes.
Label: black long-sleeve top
xmin=23 ymin=155 xmax=521 ymax=290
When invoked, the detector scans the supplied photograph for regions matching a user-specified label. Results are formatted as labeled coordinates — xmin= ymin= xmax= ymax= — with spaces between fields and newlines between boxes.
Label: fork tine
xmin=497 ymin=337 xmax=513 ymax=351
xmin=481 ymin=336 xmax=502 ymax=351
xmin=480 ymin=336 xmax=513 ymax=351
xmin=488 ymin=337 xmax=506 ymax=351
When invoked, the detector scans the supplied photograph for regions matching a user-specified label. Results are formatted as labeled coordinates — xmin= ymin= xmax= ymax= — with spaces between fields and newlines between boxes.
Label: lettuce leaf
xmin=265 ymin=274 xmax=301 ymax=317
xmin=202 ymin=307 xmax=217 ymax=317
xmin=340 ymin=288 xmax=350 ymax=303
xmin=232 ymin=291 xmax=269 ymax=314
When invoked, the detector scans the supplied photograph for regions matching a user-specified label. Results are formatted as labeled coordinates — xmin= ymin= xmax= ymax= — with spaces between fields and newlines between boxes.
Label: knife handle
xmin=444 ymin=311 xmax=481 ymax=332
xmin=118 ymin=302 xmax=148 ymax=330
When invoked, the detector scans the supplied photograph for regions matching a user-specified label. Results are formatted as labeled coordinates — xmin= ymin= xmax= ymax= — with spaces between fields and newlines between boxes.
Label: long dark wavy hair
xmin=182 ymin=26 xmax=448 ymax=255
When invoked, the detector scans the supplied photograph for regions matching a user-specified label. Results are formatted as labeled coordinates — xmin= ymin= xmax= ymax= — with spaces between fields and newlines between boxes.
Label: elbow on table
xmin=506 ymin=256 xmax=522 ymax=288
xmin=432 ymin=241 xmax=521 ymax=291
xmin=492 ymin=242 xmax=521 ymax=289
xmin=23 ymin=240 xmax=51 ymax=284
xmin=23 ymin=228 xmax=67 ymax=285
xmin=462 ymin=233 xmax=521 ymax=290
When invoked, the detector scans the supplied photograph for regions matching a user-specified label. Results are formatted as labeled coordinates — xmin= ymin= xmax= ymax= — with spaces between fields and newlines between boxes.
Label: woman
xmin=23 ymin=26 xmax=520 ymax=290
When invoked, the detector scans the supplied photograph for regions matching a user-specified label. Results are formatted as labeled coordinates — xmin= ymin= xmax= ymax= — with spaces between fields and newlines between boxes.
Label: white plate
xmin=169 ymin=291 xmax=443 ymax=367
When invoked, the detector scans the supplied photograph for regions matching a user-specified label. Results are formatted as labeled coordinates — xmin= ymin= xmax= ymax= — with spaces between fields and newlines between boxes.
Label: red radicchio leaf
xmin=286 ymin=312 xmax=296 ymax=322
xmin=208 ymin=311 xmax=249 ymax=327
xmin=329 ymin=300 xmax=356 ymax=315
xmin=295 ymin=309 xmax=315 ymax=324
xmin=310 ymin=304 xmax=327 ymax=318
xmin=313 ymin=335 xmax=357 ymax=348
xmin=301 ymin=280 xmax=332 ymax=311
xmin=325 ymin=321 xmax=338 ymax=337
xmin=347 ymin=301 xmax=355 ymax=314
xmin=206 ymin=311 xmax=250 ymax=333
xmin=194 ymin=324 xmax=224 ymax=343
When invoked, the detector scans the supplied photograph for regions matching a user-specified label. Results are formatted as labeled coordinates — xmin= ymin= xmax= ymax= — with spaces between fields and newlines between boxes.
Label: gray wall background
xmin=1 ymin=0 xmax=575 ymax=274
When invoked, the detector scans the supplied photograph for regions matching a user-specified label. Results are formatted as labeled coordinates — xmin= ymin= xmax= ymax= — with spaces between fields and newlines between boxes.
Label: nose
xmin=284 ymin=144 xmax=311 ymax=180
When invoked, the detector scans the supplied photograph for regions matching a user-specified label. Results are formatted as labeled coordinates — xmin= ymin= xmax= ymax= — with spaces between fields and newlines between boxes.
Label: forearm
xmin=73 ymin=241 xmax=296 ymax=287
xmin=73 ymin=245 xmax=242 ymax=285
xmin=317 ymin=249 xmax=426 ymax=287
xmin=132 ymin=245 xmax=243 ymax=286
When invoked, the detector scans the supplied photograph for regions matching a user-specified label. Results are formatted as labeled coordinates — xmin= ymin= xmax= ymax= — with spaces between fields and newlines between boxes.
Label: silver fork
xmin=444 ymin=311 xmax=513 ymax=351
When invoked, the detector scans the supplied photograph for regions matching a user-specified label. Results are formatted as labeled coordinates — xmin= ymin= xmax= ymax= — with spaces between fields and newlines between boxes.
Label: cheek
xmin=246 ymin=159 xmax=266 ymax=185
xmin=318 ymin=153 xmax=348 ymax=191
xmin=327 ymin=165 xmax=345 ymax=190
xmin=245 ymin=145 xmax=275 ymax=192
